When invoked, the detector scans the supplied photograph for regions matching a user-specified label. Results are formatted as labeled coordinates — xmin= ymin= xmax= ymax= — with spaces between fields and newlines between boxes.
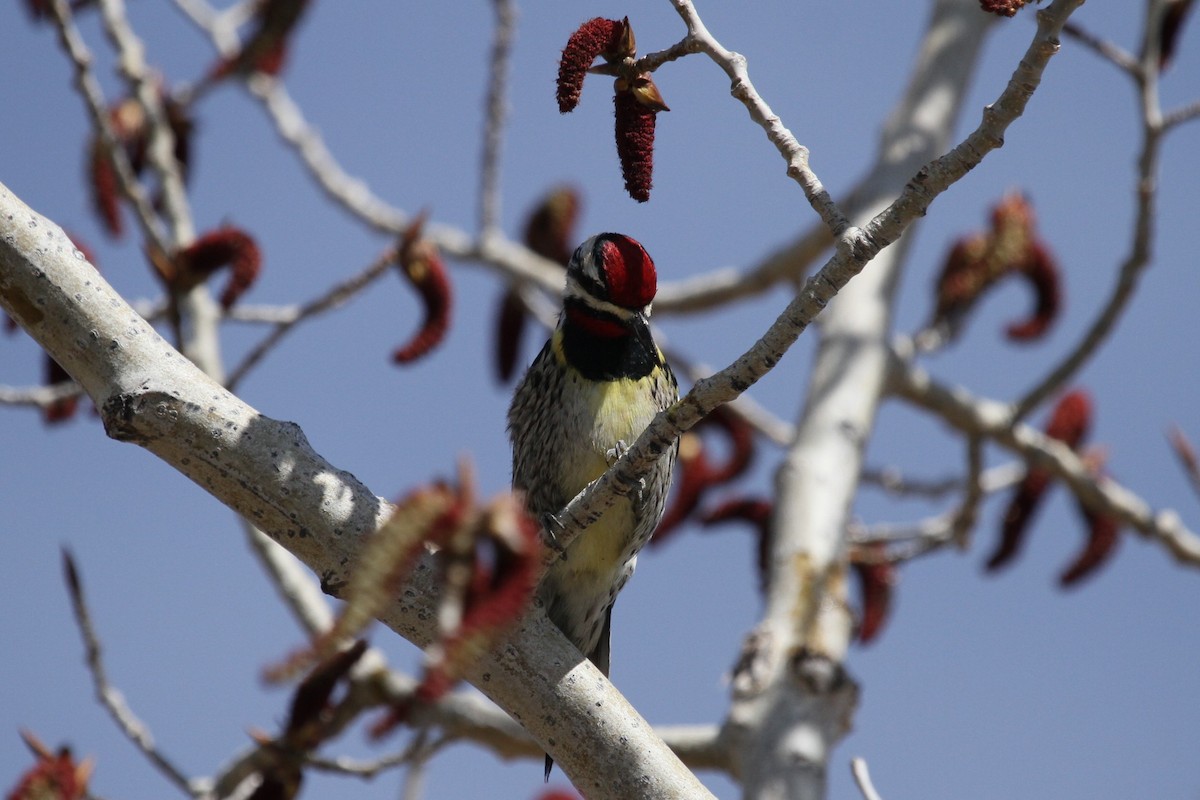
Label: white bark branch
xmin=889 ymin=346 xmax=1200 ymax=566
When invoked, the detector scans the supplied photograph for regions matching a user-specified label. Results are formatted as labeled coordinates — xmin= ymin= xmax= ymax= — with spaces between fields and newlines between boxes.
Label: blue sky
xmin=2 ymin=2 xmax=1198 ymax=799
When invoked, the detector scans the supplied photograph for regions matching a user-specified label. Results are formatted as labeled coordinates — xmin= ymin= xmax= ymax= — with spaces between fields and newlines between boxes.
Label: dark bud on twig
xmin=850 ymin=543 xmax=897 ymax=645
xmin=493 ymin=288 xmax=527 ymax=383
xmin=978 ymin=0 xmax=1036 ymax=17
xmin=392 ymin=213 xmax=452 ymax=365
xmin=985 ymin=389 xmax=1093 ymax=572
xmin=523 ymin=185 xmax=581 ymax=266
xmin=931 ymin=192 xmax=1061 ymax=344
xmin=1158 ymin=0 xmax=1196 ymax=70
xmin=205 ymin=0 xmax=313 ymax=84
xmin=1059 ymin=497 xmax=1121 ymax=587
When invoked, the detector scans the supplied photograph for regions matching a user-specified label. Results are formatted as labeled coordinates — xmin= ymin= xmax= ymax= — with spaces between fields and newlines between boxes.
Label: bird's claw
xmin=605 ymin=439 xmax=629 ymax=466
xmin=606 ymin=440 xmax=646 ymax=503
xmin=540 ymin=512 xmax=568 ymax=559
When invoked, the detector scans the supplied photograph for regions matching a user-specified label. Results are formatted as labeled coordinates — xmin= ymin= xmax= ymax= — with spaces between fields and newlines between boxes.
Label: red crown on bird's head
xmin=568 ymin=233 xmax=657 ymax=311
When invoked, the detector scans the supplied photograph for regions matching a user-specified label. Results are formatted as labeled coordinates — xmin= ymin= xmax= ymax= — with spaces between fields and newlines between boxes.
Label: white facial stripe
xmin=564 ymin=275 xmax=649 ymax=319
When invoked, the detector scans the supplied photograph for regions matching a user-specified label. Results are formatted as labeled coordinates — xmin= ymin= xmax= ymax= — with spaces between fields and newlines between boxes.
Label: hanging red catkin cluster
xmin=392 ymin=213 xmax=453 ymax=365
xmin=931 ymin=192 xmax=1061 ymax=343
xmin=985 ymin=389 xmax=1123 ymax=587
xmin=557 ymin=17 xmax=669 ymax=202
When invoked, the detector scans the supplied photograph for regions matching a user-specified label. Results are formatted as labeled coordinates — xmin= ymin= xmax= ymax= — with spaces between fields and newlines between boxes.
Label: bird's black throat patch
xmin=561 ymin=299 xmax=659 ymax=381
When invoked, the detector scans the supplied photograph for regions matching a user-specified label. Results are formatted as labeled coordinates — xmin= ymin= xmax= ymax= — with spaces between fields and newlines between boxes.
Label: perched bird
xmin=507 ymin=232 xmax=678 ymax=778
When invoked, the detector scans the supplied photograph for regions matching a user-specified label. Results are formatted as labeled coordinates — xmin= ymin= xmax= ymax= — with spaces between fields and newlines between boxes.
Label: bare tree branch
xmin=62 ymin=549 xmax=201 ymax=796
xmin=1062 ymin=21 xmax=1139 ymax=73
xmin=478 ymin=0 xmax=516 ymax=239
xmin=226 ymin=244 xmax=398 ymax=391
xmin=890 ymin=345 xmax=1200 ymax=566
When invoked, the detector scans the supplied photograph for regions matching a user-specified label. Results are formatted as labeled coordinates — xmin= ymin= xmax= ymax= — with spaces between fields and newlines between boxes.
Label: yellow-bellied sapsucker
xmin=507 ymin=233 xmax=678 ymax=775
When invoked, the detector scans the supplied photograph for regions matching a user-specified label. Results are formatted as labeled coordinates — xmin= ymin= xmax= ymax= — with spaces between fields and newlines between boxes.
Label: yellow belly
xmin=558 ymin=376 xmax=655 ymax=570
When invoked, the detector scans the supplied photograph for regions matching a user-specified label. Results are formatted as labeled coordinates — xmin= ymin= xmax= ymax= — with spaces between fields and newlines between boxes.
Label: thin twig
xmin=97 ymin=0 xmax=194 ymax=245
xmin=664 ymin=0 xmax=848 ymax=236
xmin=1062 ymin=21 xmax=1139 ymax=73
xmin=242 ymin=521 xmax=334 ymax=635
xmin=226 ymin=245 xmax=398 ymax=390
xmin=250 ymin=75 xmax=412 ymax=233
xmin=478 ymin=0 xmax=516 ymax=239
xmin=850 ymin=461 xmax=1023 ymax=562
xmin=46 ymin=0 xmax=170 ymax=252
xmin=850 ymin=757 xmax=885 ymax=800
xmin=1163 ymin=98 xmax=1200 ymax=130
xmin=859 ymin=461 xmax=1022 ymax=501
xmin=1013 ymin=1 xmax=1167 ymax=418
xmin=306 ymin=730 xmax=451 ymax=780
xmin=0 ymin=382 xmax=85 ymax=409
xmin=1167 ymin=425 xmax=1200 ymax=500
xmin=401 ymin=731 xmax=442 ymax=800
xmin=950 ymin=435 xmax=985 ymax=548
xmin=61 ymin=549 xmax=200 ymax=796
